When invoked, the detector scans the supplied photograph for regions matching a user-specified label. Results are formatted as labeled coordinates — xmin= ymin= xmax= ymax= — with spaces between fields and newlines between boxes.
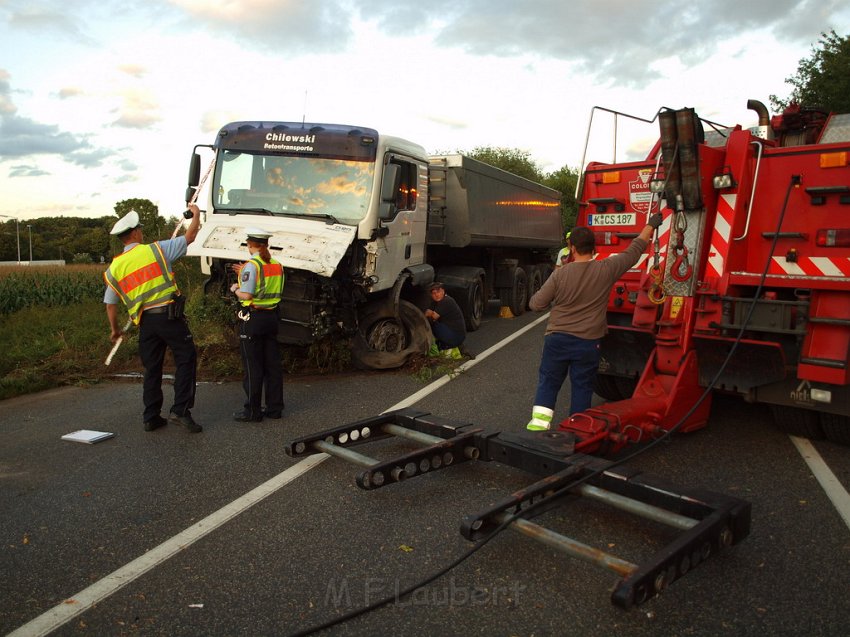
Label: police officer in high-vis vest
xmin=103 ymin=204 xmax=202 ymax=433
xmin=230 ymin=228 xmax=284 ymax=422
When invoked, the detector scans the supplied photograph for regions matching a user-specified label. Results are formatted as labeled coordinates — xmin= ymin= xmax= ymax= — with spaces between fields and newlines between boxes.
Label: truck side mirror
xmin=188 ymin=153 xmax=201 ymax=188
xmin=186 ymin=153 xmax=201 ymax=204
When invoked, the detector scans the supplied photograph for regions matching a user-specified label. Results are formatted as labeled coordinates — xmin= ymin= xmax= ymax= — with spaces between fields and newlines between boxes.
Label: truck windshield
xmin=213 ymin=150 xmax=375 ymax=224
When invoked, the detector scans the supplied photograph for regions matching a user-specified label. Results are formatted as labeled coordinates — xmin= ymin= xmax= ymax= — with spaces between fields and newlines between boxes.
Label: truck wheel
xmin=501 ymin=267 xmax=528 ymax=316
xmin=594 ymin=374 xmax=637 ymax=401
xmin=820 ymin=412 xmax=850 ymax=445
xmin=525 ymin=266 xmax=543 ymax=298
xmin=351 ymin=300 xmax=431 ymax=370
xmin=769 ymin=405 xmax=824 ymax=439
xmin=458 ymin=276 xmax=485 ymax=331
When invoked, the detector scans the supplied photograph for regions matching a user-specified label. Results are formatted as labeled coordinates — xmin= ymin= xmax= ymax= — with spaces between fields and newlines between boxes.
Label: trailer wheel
xmin=769 ymin=405 xmax=824 ymax=439
xmin=594 ymin=374 xmax=637 ymax=401
xmin=457 ymin=276 xmax=485 ymax=331
xmin=501 ymin=267 xmax=528 ymax=316
xmin=820 ymin=412 xmax=850 ymax=446
xmin=351 ymin=300 xmax=431 ymax=370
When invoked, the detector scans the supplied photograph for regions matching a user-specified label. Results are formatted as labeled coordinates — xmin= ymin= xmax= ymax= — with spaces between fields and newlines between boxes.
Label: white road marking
xmin=8 ymin=313 xmax=550 ymax=637
xmin=7 ymin=454 xmax=327 ymax=637
xmin=790 ymin=435 xmax=850 ymax=532
xmin=386 ymin=313 xmax=550 ymax=411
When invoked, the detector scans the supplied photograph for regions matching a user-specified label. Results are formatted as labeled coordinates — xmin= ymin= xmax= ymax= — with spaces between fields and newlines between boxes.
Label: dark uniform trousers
xmin=139 ymin=310 xmax=197 ymax=422
xmin=238 ymin=308 xmax=284 ymax=417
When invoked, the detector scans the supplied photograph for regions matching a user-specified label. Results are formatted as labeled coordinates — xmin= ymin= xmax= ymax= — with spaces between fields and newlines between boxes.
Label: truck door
xmin=371 ymin=154 xmax=428 ymax=290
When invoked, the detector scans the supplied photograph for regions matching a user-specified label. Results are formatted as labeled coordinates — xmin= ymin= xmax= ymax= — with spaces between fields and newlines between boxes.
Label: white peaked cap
xmin=110 ymin=210 xmax=140 ymax=235
xmin=246 ymin=227 xmax=273 ymax=241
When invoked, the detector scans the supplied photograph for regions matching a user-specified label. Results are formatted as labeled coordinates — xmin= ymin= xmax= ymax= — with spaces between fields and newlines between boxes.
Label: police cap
xmin=245 ymin=227 xmax=273 ymax=243
xmin=110 ymin=210 xmax=141 ymax=236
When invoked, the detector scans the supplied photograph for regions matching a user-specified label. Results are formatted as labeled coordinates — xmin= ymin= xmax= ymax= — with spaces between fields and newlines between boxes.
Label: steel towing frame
xmin=285 ymin=407 xmax=751 ymax=609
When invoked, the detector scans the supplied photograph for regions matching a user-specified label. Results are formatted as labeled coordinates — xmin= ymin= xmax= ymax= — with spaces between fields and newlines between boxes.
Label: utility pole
xmin=27 ymin=224 xmax=32 ymax=263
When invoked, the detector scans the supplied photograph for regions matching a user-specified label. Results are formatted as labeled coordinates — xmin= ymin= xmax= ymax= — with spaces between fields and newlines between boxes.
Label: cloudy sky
xmin=1 ymin=0 xmax=849 ymax=222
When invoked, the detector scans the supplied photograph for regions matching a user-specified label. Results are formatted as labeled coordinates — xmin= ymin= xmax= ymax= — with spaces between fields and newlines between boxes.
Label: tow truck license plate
xmin=588 ymin=213 xmax=635 ymax=226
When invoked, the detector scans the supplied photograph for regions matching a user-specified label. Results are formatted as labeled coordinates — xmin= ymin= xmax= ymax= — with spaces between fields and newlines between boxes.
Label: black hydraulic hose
xmin=288 ymin=172 xmax=800 ymax=637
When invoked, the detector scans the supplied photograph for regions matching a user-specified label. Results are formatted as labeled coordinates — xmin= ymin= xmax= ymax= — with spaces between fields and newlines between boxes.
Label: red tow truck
xmin=570 ymin=99 xmax=850 ymax=454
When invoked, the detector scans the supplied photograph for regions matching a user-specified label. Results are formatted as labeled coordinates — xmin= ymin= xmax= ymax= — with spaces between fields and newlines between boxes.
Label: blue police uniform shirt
xmin=238 ymin=261 xmax=259 ymax=295
xmin=103 ymin=237 xmax=187 ymax=304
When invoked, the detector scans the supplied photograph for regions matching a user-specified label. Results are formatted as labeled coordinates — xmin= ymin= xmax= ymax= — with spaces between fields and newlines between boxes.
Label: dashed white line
xmin=790 ymin=435 xmax=850 ymax=532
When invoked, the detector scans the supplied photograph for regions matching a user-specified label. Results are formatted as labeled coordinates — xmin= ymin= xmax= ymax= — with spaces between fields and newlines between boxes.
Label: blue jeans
xmin=431 ymin=321 xmax=465 ymax=349
xmin=533 ymin=333 xmax=601 ymax=416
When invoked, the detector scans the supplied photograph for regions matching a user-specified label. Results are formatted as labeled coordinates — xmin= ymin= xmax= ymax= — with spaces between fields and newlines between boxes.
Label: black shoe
xmin=233 ymin=410 xmax=263 ymax=423
xmin=262 ymin=409 xmax=283 ymax=419
xmin=169 ymin=411 xmax=203 ymax=433
xmin=460 ymin=345 xmax=476 ymax=359
xmin=144 ymin=415 xmax=167 ymax=432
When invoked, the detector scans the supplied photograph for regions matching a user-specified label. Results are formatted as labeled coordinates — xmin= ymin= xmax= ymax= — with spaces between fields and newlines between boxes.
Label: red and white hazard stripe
xmin=769 ymin=256 xmax=850 ymax=277
xmin=705 ymin=194 xmax=735 ymax=279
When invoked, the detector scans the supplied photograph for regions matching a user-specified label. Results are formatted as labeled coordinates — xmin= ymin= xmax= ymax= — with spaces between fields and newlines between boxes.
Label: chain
xmin=670 ymin=196 xmax=692 ymax=282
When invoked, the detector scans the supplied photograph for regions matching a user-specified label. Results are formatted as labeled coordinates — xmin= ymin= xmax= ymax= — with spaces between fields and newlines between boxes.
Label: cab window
xmin=393 ymin=161 xmax=418 ymax=212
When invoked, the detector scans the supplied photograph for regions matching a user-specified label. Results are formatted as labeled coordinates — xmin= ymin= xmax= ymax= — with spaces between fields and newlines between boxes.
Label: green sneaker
xmin=427 ymin=342 xmax=440 ymax=357
xmin=441 ymin=347 xmax=462 ymax=359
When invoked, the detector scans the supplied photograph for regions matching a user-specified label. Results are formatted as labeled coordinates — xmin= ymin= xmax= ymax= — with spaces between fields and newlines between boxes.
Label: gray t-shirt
xmin=528 ymin=238 xmax=648 ymax=339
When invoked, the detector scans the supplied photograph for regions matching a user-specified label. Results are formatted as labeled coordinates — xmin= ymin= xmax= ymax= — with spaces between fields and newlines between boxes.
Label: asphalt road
xmin=1 ymin=304 xmax=848 ymax=637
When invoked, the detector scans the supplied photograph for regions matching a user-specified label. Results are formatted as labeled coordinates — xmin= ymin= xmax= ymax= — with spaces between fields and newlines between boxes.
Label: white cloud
xmin=0 ymin=0 xmax=847 ymax=220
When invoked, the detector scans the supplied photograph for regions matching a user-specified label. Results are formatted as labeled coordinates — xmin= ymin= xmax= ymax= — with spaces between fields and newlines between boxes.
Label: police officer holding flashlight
xmin=103 ymin=204 xmax=202 ymax=433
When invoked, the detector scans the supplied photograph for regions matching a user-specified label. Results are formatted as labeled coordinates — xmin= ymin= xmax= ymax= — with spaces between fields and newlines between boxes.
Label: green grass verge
xmin=0 ymin=260 xmax=357 ymax=401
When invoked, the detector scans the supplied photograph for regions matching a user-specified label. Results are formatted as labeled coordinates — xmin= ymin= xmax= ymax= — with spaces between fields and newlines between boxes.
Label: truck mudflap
xmin=285 ymin=408 xmax=751 ymax=609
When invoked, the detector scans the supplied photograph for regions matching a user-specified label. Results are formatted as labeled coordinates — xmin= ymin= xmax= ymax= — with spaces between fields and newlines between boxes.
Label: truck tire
xmin=457 ymin=275 xmax=485 ymax=331
xmin=525 ymin=266 xmax=543 ymax=298
xmin=594 ymin=374 xmax=637 ymax=401
xmin=769 ymin=405 xmax=824 ymax=439
xmin=351 ymin=300 xmax=431 ymax=370
xmin=820 ymin=412 xmax=850 ymax=446
xmin=501 ymin=267 xmax=528 ymax=316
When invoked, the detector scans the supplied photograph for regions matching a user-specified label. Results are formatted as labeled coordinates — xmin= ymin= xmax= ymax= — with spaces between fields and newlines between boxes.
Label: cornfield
xmin=0 ymin=265 xmax=106 ymax=315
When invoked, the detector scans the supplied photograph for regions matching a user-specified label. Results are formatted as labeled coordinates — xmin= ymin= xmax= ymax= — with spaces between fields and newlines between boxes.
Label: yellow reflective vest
xmin=239 ymin=256 xmax=283 ymax=309
xmin=104 ymin=243 xmax=178 ymax=324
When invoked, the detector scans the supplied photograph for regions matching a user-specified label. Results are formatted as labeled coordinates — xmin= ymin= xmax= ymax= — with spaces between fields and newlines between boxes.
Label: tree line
xmin=0 ymin=199 xmax=182 ymax=264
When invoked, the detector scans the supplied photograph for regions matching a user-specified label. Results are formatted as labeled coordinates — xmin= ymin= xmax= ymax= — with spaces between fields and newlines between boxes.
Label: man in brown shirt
xmin=526 ymin=214 xmax=662 ymax=430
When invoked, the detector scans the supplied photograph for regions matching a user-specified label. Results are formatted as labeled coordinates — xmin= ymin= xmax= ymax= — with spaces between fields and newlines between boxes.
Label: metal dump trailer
xmin=426 ymin=154 xmax=562 ymax=325
xmin=428 ymin=154 xmax=563 ymax=249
